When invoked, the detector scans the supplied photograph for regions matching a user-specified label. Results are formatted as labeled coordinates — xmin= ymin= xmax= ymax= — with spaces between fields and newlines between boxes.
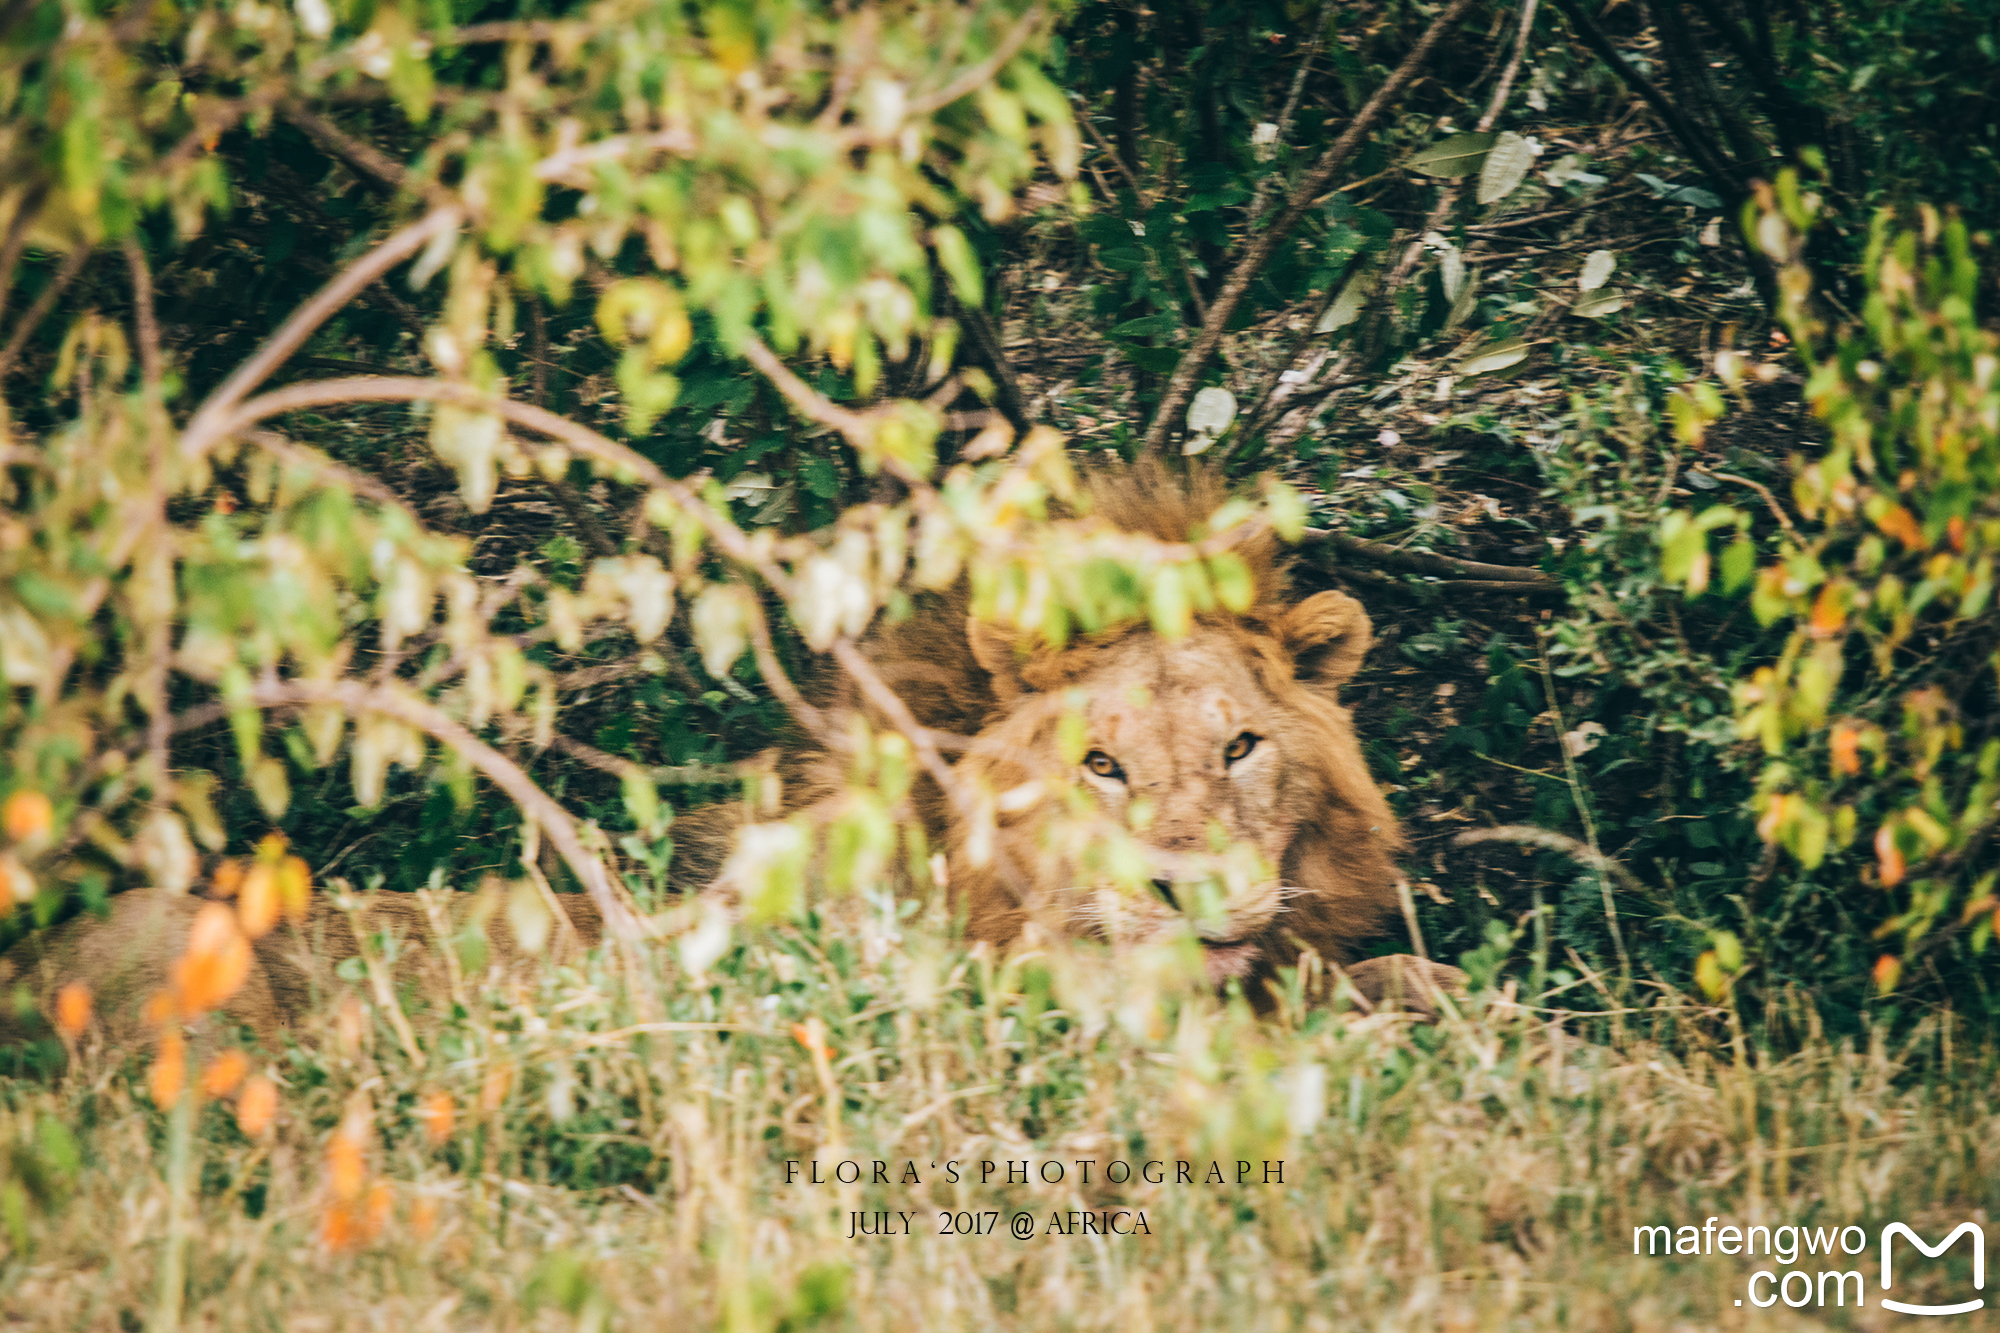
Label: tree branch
xmin=0 ymin=247 xmax=87 ymax=381
xmin=1454 ymin=824 xmax=1649 ymax=899
xmin=193 ymin=375 xmax=796 ymax=598
xmin=179 ymin=207 xmax=464 ymax=459
xmin=246 ymin=678 xmax=643 ymax=944
xmin=1304 ymin=528 xmax=1559 ymax=586
xmin=1138 ymin=0 xmax=1481 ymax=455
xmin=280 ymin=100 xmax=453 ymax=207
xmin=903 ymin=6 xmax=1046 ymax=121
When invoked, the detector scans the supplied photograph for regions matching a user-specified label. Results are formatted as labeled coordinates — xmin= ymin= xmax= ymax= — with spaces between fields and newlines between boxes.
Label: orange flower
xmin=326 ymin=1129 xmax=366 ymax=1203
xmin=479 ymin=1063 xmax=513 ymax=1113
xmin=791 ymin=1020 xmax=836 ymax=1060
xmin=1947 ymin=515 xmax=1967 ymax=552
xmin=321 ymin=1183 xmax=391 ymax=1252
xmin=418 ymin=1090 xmax=456 ymax=1146
xmin=150 ymin=1030 xmax=187 ymax=1107
xmin=277 ymin=855 xmax=312 ymax=924
xmin=335 ymin=996 xmax=366 ymax=1055
xmin=1756 ymin=794 xmax=1790 ymax=843
xmin=411 ymin=1195 xmax=440 ymax=1242
xmin=54 ymin=981 xmax=92 ymax=1039
xmin=1876 ymin=504 xmax=1924 ymax=550
xmin=2 ymin=790 xmax=52 ymax=844
xmin=1829 ymin=726 xmax=1862 ymax=777
xmin=210 ymin=858 xmax=245 ymax=899
xmin=1873 ymin=954 xmax=1903 ymax=995
xmin=172 ymin=903 xmax=252 ymax=1016
xmin=201 ymin=1049 xmax=249 ymax=1098
xmin=238 ymin=863 xmax=279 ymax=939
xmin=1807 ymin=583 xmax=1848 ymax=639
xmin=1875 ymin=824 xmax=1906 ymax=888
xmin=237 ymin=1076 xmax=278 ymax=1136
xmin=142 ymin=988 xmax=178 ymax=1028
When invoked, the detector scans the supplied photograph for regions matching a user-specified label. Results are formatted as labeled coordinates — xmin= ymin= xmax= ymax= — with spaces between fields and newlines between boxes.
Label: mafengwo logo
xmin=1633 ymin=1217 xmax=1985 ymax=1314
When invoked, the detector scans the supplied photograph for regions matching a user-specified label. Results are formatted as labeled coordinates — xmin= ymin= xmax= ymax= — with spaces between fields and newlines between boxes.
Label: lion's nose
xmin=1150 ymin=879 xmax=1180 ymax=911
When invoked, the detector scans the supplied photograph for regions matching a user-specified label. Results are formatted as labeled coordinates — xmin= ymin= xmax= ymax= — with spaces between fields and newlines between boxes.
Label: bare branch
xmin=281 ymin=100 xmax=453 ymax=207
xmin=1304 ymin=528 xmax=1559 ymax=586
xmin=0 ymin=184 xmax=48 ymax=335
xmin=246 ymin=678 xmax=644 ymax=945
xmin=0 ymin=247 xmax=87 ymax=381
xmin=1453 ymin=825 xmax=1650 ymax=899
xmin=194 ymin=375 xmax=795 ymax=597
xmin=1544 ymin=0 xmax=1738 ymax=192
xmin=1690 ymin=464 xmax=1801 ymax=541
xmin=737 ymin=333 xmax=878 ymax=447
xmin=547 ymin=732 xmax=748 ymax=786
xmin=179 ymin=208 xmax=464 ymax=458
xmin=903 ymin=7 xmax=1045 ymax=121
xmin=1138 ymin=0 xmax=1481 ymax=455
xmin=747 ymin=595 xmax=828 ymax=738
xmin=1246 ymin=0 xmax=1336 ymax=227
xmin=123 ymin=237 xmax=164 ymax=393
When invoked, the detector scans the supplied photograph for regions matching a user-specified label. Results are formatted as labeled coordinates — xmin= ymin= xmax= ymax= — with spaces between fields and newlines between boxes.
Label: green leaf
xmin=1578 ymin=250 xmax=1617 ymax=292
xmin=1572 ymin=290 xmax=1627 ymax=318
xmin=1458 ymin=338 xmax=1529 ymax=376
xmin=616 ymin=348 xmax=680 ymax=436
xmin=933 ymin=226 xmax=984 ymax=307
xmin=1407 ymin=132 xmax=1497 ymax=178
xmin=1110 ymin=313 xmax=1181 ymax=340
xmin=1476 ymin=132 xmax=1536 ymax=204
xmin=802 ymin=456 xmax=840 ymax=500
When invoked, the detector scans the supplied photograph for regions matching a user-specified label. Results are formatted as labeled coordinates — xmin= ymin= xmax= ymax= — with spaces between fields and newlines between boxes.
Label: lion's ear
xmin=966 ymin=617 xmax=1029 ymax=701
xmin=1280 ymin=590 xmax=1373 ymax=693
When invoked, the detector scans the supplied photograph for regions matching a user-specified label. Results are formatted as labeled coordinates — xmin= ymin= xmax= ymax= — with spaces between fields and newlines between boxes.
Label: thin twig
xmin=902 ymin=7 xmax=1045 ymax=121
xmin=0 ymin=184 xmax=49 ymax=335
xmin=747 ymin=595 xmax=827 ymax=738
xmin=1247 ymin=0 xmax=1335 ymax=227
xmin=246 ymin=678 xmax=643 ymax=946
xmin=179 ymin=208 xmax=464 ymax=458
xmin=0 ymin=247 xmax=87 ymax=381
xmin=1453 ymin=825 xmax=1651 ymax=898
xmin=280 ymin=101 xmax=450 ymax=205
xmin=1544 ymin=0 xmax=1737 ymax=193
xmin=1304 ymin=528 xmax=1559 ymax=585
xmin=194 ymin=376 xmax=790 ymax=592
xmin=1533 ymin=632 xmax=1631 ymax=979
xmin=546 ymin=733 xmax=747 ymax=787
xmin=124 ymin=237 xmax=164 ymax=395
xmin=1691 ymin=465 xmax=1800 ymax=540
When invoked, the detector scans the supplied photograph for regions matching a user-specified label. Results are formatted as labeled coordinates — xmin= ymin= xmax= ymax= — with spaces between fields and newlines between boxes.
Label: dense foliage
xmin=1 ymin=0 xmax=1997 ymax=1062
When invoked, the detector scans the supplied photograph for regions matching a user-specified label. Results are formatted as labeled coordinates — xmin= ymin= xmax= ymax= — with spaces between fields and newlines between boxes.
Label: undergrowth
xmin=5 ymin=891 xmax=1996 ymax=1330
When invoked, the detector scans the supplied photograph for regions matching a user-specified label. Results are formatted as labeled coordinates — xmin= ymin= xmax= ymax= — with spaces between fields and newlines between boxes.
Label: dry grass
xmin=6 ymin=889 xmax=1997 ymax=1332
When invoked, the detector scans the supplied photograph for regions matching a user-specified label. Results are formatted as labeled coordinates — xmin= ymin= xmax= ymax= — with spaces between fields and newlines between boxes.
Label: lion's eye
xmin=1223 ymin=732 xmax=1260 ymax=765
xmin=1083 ymin=750 xmax=1126 ymax=782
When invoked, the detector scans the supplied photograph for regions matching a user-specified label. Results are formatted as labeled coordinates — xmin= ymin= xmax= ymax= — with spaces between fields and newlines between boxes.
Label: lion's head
xmin=928 ymin=470 xmax=1406 ymax=992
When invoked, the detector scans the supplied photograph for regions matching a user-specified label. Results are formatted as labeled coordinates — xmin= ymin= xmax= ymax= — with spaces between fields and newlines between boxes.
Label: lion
xmin=844 ymin=464 xmax=1461 ymax=1010
xmin=0 ymin=465 xmax=1458 ymax=1050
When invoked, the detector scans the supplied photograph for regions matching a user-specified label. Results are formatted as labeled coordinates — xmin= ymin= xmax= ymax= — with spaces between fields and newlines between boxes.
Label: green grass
xmin=6 ymin=888 xmax=1997 ymax=1330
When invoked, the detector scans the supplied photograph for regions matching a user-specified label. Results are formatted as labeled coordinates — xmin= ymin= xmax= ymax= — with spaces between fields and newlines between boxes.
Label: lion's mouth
xmin=1199 ymin=938 xmax=1262 ymax=985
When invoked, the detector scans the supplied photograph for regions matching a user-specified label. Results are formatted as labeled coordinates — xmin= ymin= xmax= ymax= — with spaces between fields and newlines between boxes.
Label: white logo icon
xmin=1881 ymin=1222 xmax=1985 ymax=1316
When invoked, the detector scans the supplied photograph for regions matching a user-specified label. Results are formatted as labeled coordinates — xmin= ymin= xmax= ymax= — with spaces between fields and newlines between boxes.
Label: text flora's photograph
xmin=0 ymin=0 xmax=1996 ymax=1325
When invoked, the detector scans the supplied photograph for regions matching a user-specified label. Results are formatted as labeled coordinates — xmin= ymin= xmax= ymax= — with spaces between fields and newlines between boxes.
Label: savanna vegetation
xmin=0 ymin=0 xmax=1996 ymax=1325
